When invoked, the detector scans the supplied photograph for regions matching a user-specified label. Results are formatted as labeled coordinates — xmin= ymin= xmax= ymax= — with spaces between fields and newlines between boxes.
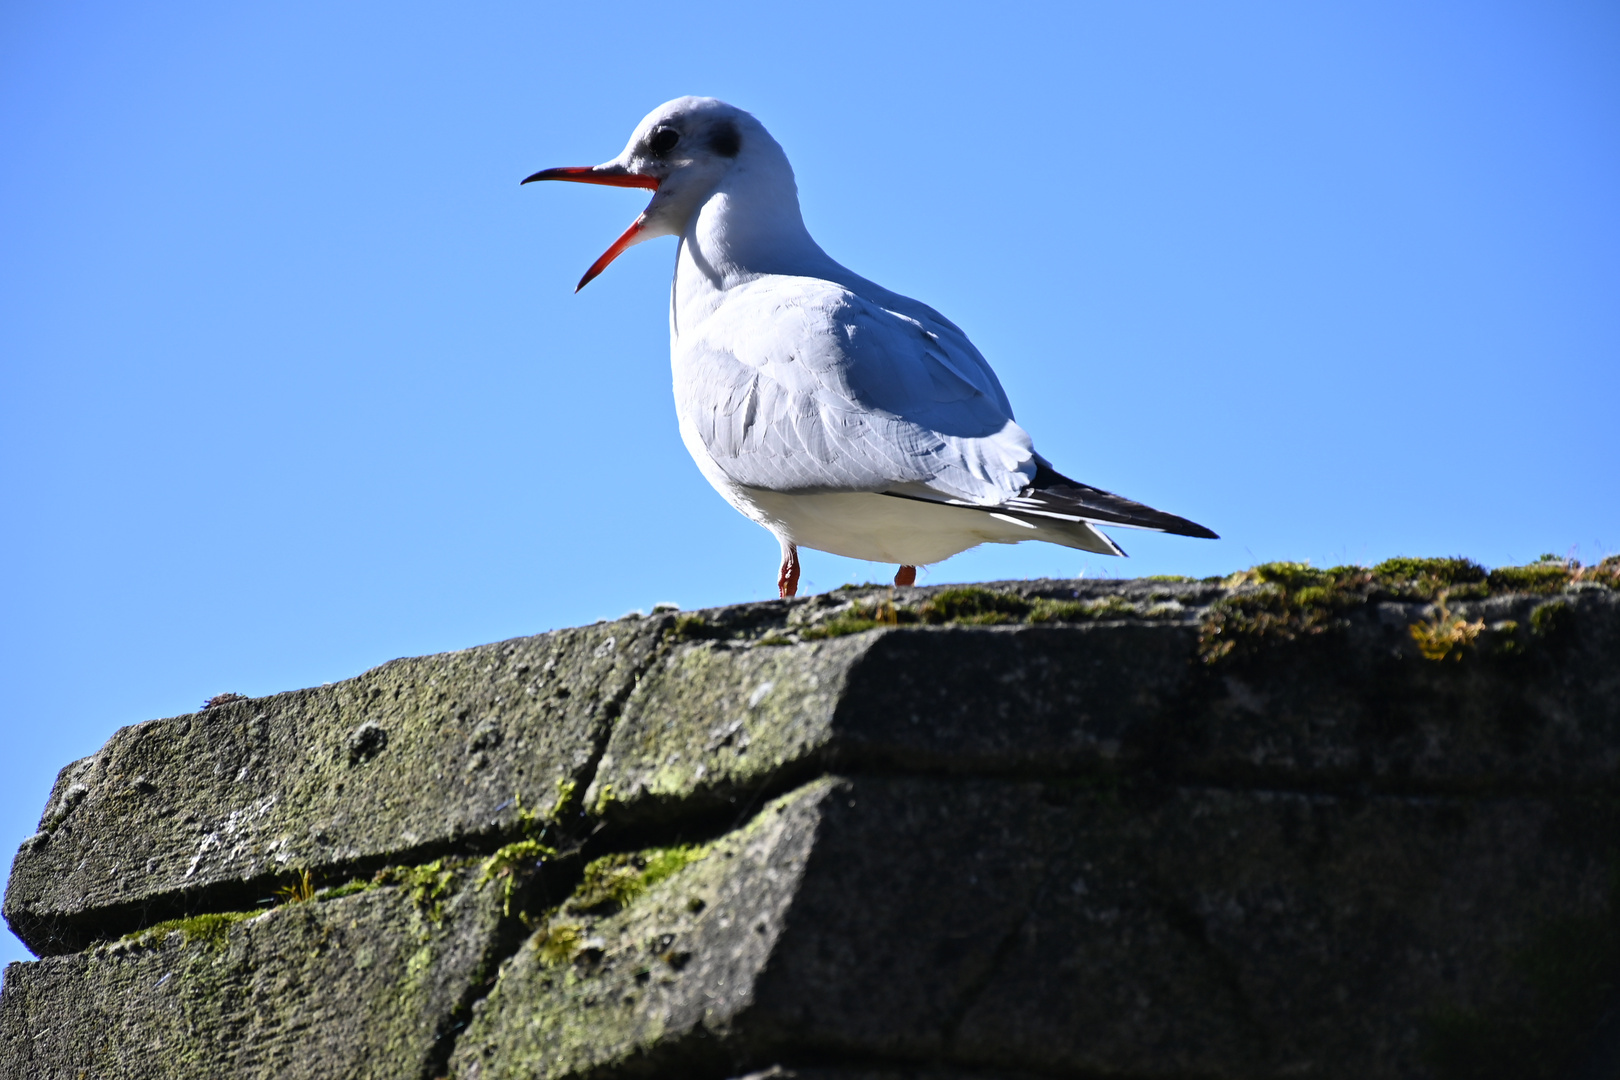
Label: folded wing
xmin=674 ymin=275 xmax=1218 ymax=549
xmin=674 ymin=277 xmax=1036 ymax=504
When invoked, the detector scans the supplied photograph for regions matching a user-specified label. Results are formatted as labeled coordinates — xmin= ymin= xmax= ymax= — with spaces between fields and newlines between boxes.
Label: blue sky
xmin=2 ymin=1 xmax=1616 ymax=967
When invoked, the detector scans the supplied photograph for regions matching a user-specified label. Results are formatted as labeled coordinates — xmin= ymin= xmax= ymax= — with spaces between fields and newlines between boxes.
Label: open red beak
xmin=522 ymin=165 xmax=660 ymax=291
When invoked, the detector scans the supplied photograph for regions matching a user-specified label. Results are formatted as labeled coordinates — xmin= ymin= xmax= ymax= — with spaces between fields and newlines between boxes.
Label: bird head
xmin=524 ymin=97 xmax=767 ymax=291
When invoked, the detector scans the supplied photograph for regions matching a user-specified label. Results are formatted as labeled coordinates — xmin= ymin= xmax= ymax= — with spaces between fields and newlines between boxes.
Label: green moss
xmin=517 ymin=843 xmax=711 ymax=971
xmin=1247 ymin=561 xmax=1331 ymax=590
xmin=376 ymin=859 xmax=459 ymax=923
xmin=918 ymin=586 xmax=1030 ymax=624
xmin=550 ymin=778 xmax=578 ymax=819
xmin=638 ymin=845 xmax=708 ymax=890
xmin=534 ymin=921 xmax=588 ymax=967
xmin=1199 ymin=564 xmax=1374 ymax=664
xmin=478 ymin=840 xmax=557 ymax=916
xmin=569 ymin=844 xmax=709 ymax=916
xmin=669 ymin=613 xmax=724 ymax=641
xmin=1143 ymin=574 xmax=1196 ymax=582
xmin=1489 ymin=561 xmax=1573 ymax=594
xmin=318 ymin=879 xmax=375 ymax=901
xmin=1027 ymin=596 xmax=1137 ymax=623
xmin=801 ymin=595 xmax=913 ymax=638
xmin=1530 ymin=600 xmax=1572 ymax=639
xmin=1026 ymin=599 xmax=1089 ymax=623
xmin=125 ymin=910 xmax=256 ymax=951
xmin=1372 ymin=556 xmax=1488 ymax=588
xmin=799 ymin=615 xmax=883 ymax=639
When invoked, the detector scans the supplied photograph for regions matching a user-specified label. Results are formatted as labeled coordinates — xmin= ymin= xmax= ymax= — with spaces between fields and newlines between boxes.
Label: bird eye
xmin=648 ymin=128 xmax=680 ymax=155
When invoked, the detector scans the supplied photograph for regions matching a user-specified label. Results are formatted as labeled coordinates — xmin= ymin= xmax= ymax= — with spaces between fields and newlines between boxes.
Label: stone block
xmin=5 ymin=618 xmax=665 ymax=955
xmin=0 ymin=859 xmax=507 ymax=1079
xmin=453 ymin=775 xmax=1616 ymax=1079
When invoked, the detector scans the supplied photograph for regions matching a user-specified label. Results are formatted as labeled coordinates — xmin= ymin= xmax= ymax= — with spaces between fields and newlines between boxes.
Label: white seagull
xmin=525 ymin=97 xmax=1216 ymax=597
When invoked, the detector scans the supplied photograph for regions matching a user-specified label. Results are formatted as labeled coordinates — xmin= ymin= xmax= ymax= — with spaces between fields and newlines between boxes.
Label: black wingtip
xmin=1029 ymin=462 xmax=1220 ymax=540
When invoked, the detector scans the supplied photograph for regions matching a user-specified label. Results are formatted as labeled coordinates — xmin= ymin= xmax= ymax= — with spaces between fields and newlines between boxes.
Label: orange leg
xmin=894 ymin=564 xmax=917 ymax=587
xmin=778 ymin=543 xmax=801 ymax=598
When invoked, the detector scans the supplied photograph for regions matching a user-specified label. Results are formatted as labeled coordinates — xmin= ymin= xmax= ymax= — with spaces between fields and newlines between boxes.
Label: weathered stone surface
xmin=5 ymin=618 xmax=667 ymax=955
xmin=5 ymin=567 xmax=1619 ymax=1080
xmin=452 ymin=779 xmax=832 ymax=1080
xmin=589 ymin=586 xmax=1620 ymax=825
xmin=951 ymin=784 xmax=1618 ymax=1078
xmin=0 ymin=859 xmax=506 ymax=1079
xmin=453 ymin=773 xmax=1617 ymax=1080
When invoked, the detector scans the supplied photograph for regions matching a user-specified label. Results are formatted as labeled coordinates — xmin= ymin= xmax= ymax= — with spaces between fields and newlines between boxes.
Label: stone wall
xmin=4 ymin=559 xmax=1619 ymax=1079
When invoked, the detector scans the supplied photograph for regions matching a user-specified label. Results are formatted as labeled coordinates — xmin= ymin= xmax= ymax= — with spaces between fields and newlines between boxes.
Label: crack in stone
xmin=411 ymin=615 xmax=682 ymax=1080
xmin=938 ymin=871 xmax=1050 ymax=1057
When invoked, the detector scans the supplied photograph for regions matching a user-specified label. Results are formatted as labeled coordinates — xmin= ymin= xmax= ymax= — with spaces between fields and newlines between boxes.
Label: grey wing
xmin=674 ymin=282 xmax=1036 ymax=503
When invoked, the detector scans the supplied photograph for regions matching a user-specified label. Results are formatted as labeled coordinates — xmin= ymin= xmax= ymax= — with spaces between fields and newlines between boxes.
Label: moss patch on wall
xmin=521 ymin=843 xmax=711 ymax=968
xmin=1196 ymin=556 xmax=1613 ymax=665
xmin=122 ymin=910 xmax=259 ymax=951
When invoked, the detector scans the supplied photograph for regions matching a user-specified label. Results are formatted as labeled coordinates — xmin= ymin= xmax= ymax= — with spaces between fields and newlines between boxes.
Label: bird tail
xmin=995 ymin=458 xmax=1219 ymax=541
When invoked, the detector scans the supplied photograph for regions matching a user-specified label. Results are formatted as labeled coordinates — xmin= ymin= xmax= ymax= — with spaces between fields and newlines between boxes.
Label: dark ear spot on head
xmin=709 ymin=120 xmax=741 ymax=158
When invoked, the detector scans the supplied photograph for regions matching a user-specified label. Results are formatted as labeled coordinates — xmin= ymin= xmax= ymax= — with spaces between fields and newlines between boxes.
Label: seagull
xmin=524 ymin=97 xmax=1217 ymax=598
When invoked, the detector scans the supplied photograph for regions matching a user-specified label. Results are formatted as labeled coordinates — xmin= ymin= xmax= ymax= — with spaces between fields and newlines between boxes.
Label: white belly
xmin=675 ymin=399 xmax=1112 ymax=563
xmin=736 ymin=486 xmax=1040 ymax=564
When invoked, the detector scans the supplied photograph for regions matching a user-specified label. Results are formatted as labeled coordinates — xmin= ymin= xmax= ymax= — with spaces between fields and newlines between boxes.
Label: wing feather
xmin=673 ymin=277 xmax=1034 ymax=503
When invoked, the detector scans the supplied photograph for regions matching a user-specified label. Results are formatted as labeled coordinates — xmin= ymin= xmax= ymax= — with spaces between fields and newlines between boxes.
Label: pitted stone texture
xmin=455 ymin=776 xmax=1056 ymax=1078
xmin=451 ymin=778 xmax=834 ymax=1080
xmin=454 ymin=776 xmax=1615 ymax=1080
xmin=0 ymin=861 xmax=504 ymax=1080
xmin=5 ymin=617 xmax=667 ymax=955
xmin=590 ymin=590 xmax=1620 ymax=826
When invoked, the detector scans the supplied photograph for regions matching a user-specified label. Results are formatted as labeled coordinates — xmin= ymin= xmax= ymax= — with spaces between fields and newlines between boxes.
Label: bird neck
xmin=670 ymin=157 xmax=838 ymax=335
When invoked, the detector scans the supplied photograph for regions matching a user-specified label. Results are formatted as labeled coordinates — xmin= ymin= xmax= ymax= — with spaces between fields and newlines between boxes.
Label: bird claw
xmin=778 ymin=545 xmax=801 ymax=598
